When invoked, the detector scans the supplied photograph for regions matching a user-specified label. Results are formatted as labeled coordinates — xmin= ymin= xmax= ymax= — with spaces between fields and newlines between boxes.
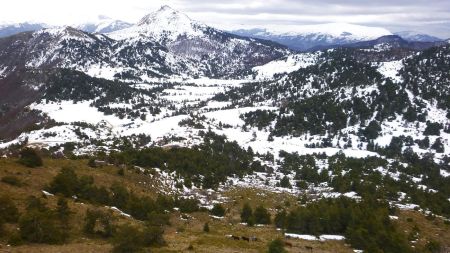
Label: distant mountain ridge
xmin=306 ymin=35 xmax=448 ymax=52
xmin=0 ymin=22 xmax=47 ymax=38
xmin=231 ymin=25 xmax=445 ymax=51
xmin=231 ymin=23 xmax=392 ymax=51
xmin=394 ymin=31 xmax=442 ymax=42
xmin=344 ymin=35 xmax=446 ymax=50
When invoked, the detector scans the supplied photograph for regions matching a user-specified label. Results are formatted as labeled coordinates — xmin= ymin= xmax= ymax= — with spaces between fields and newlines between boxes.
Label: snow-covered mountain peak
xmin=137 ymin=5 xmax=190 ymax=26
xmin=77 ymin=16 xmax=132 ymax=34
xmin=109 ymin=5 xmax=205 ymax=41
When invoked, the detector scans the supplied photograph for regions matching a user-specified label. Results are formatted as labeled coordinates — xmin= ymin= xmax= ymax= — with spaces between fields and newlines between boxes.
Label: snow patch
xmin=252 ymin=52 xmax=320 ymax=80
xmin=285 ymin=233 xmax=345 ymax=241
xmin=376 ymin=60 xmax=403 ymax=83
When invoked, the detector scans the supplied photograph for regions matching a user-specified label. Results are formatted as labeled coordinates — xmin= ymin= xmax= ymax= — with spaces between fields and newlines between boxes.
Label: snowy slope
xmin=252 ymin=52 xmax=320 ymax=80
xmin=375 ymin=60 xmax=403 ymax=83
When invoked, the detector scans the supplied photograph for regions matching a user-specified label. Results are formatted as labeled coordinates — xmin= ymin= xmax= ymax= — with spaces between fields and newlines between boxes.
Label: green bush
xmin=240 ymin=203 xmax=253 ymax=223
xmin=254 ymin=205 xmax=271 ymax=224
xmin=112 ymin=224 xmax=144 ymax=253
xmin=48 ymin=167 xmax=79 ymax=197
xmin=175 ymin=198 xmax=199 ymax=213
xmin=274 ymin=209 xmax=287 ymax=229
xmin=87 ymin=158 xmax=97 ymax=168
xmin=424 ymin=122 xmax=442 ymax=136
xmin=431 ymin=138 xmax=445 ymax=153
xmin=8 ymin=232 xmax=23 ymax=246
xmin=19 ymin=197 xmax=67 ymax=244
xmin=110 ymin=182 xmax=129 ymax=209
xmin=267 ymin=238 xmax=287 ymax=253
xmin=203 ymin=222 xmax=210 ymax=232
xmin=147 ymin=211 xmax=170 ymax=227
xmin=0 ymin=195 xmax=19 ymax=235
xmin=47 ymin=167 xmax=114 ymax=206
xmin=83 ymin=209 xmax=114 ymax=237
xmin=363 ymin=120 xmax=382 ymax=139
xmin=0 ymin=195 xmax=19 ymax=223
xmin=112 ymin=223 xmax=165 ymax=253
xmin=56 ymin=198 xmax=71 ymax=227
xmin=279 ymin=176 xmax=291 ymax=188
xmin=240 ymin=110 xmax=277 ymax=130
xmin=142 ymin=225 xmax=165 ymax=246
xmin=18 ymin=148 xmax=43 ymax=168
xmin=210 ymin=204 xmax=226 ymax=217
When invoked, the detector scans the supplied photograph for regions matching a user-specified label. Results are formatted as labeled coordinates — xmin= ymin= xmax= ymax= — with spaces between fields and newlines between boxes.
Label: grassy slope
xmin=0 ymin=158 xmax=448 ymax=253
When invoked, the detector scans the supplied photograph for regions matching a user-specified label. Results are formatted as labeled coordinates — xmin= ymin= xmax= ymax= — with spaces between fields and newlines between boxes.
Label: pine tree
xmin=48 ymin=167 xmax=79 ymax=197
xmin=203 ymin=222 xmax=210 ymax=233
xmin=254 ymin=205 xmax=271 ymax=225
xmin=280 ymin=176 xmax=291 ymax=188
xmin=56 ymin=198 xmax=70 ymax=227
xmin=112 ymin=224 xmax=144 ymax=253
xmin=18 ymin=148 xmax=43 ymax=168
xmin=19 ymin=197 xmax=66 ymax=244
xmin=240 ymin=203 xmax=253 ymax=223
xmin=267 ymin=238 xmax=287 ymax=253
xmin=87 ymin=158 xmax=97 ymax=168
xmin=0 ymin=195 xmax=19 ymax=223
xmin=210 ymin=204 xmax=226 ymax=217
xmin=274 ymin=209 xmax=287 ymax=229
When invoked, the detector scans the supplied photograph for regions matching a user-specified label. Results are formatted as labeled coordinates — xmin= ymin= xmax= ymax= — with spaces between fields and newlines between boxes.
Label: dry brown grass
xmin=0 ymin=242 xmax=111 ymax=253
xmin=0 ymin=158 xmax=448 ymax=253
xmin=153 ymin=211 xmax=353 ymax=253
xmin=394 ymin=210 xmax=450 ymax=249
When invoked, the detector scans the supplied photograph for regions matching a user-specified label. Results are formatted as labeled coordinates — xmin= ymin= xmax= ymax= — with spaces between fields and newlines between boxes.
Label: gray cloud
xmin=173 ymin=0 xmax=450 ymax=38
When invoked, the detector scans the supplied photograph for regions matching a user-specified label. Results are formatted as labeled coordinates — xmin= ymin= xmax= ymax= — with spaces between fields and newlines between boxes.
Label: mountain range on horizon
xmin=0 ymin=5 xmax=446 ymax=51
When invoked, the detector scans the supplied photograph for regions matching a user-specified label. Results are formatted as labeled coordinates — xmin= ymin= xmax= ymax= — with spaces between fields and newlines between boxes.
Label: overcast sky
xmin=1 ymin=0 xmax=449 ymax=38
